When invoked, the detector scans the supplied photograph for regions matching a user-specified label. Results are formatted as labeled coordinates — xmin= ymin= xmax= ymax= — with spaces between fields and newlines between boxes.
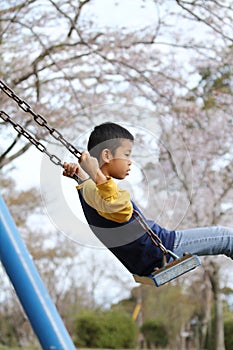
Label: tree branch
xmin=175 ymin=0 xmax=233 ymax=43
xmin=0 ymin=142 xmax=32 ymax=169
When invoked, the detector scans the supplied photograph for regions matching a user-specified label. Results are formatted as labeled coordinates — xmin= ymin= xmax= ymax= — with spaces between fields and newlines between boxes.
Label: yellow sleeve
xmin=77 ymin=178 xmax=133 ymax=223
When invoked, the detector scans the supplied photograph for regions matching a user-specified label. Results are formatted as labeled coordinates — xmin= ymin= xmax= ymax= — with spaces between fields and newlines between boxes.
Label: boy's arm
xmin=63 ymin=152 xmax=106 ymax=182
xmin=81 ymin=178 xmax=133 ymax=223
xmin=78 ymin=152 xmax=133 ymax=223
xmin=64 ymin=152 xmax=133 ymax=223
xmin=79 ymin=151 xmax=107 ymax=185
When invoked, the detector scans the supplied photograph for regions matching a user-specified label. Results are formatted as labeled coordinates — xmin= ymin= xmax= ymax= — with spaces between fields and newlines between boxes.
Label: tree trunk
xmin=208 ymin=261 xmax=226 ymax=350
xmin=200 ymin=270 xmax=212 ymax=349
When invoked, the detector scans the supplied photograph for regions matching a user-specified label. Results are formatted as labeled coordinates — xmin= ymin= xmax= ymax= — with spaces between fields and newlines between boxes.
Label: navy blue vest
xmin=78 ymin=190 xmax=175 ymax=276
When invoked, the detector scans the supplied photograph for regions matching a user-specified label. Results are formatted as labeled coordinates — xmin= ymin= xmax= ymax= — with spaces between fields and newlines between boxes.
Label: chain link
xmin=133 ymin=209 xmax=168 ymax=254
xmin=0 ymin=80 xmax=82 ymax=160
xmin=0 ymin=110 xmax=79 ymax=181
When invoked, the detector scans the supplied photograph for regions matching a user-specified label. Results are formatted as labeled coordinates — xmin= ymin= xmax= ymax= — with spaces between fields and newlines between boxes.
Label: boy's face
xmin=102 ymin=139 xmax=133 ymax=179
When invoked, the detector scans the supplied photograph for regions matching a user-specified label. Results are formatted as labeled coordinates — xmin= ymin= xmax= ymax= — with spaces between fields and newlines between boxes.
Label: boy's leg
xmin=173 ymin=226 xmax=233 ymax=259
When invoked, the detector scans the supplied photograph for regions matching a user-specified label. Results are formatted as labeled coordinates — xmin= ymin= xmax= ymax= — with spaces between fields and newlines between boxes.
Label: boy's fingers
xmin=62 ymin=163 xmax=68 ymax=176
xmin=69 ymin=164 xmax=77 ymax=174
xmin=62 ymin=162 xmax=79 ymax=177
xmin=79 ymin=151 xmax=89 ymax=163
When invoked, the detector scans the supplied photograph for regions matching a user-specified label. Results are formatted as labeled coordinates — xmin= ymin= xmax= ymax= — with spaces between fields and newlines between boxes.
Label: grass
xmin=0 ymin=347 xmax=41 ymax=350
xmin=0 ymin=347 xmax=39 ymax=350
xmin=0 ymin=347 xmax=171 ymax=350
xmin=0 ymin=345 xmax=169 ymax=350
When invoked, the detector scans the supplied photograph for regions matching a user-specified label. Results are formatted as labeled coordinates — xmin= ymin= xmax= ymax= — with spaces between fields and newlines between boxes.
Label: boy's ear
xmin=100 ymin=148 xmax=113 ymax=164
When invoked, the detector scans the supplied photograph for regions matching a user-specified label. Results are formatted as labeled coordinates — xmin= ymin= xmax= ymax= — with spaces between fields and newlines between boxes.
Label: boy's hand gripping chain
xmin=133 ymin=210 xmax=201 ymax=286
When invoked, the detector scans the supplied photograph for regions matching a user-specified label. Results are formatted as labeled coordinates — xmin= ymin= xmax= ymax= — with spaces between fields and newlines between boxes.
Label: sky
xmin=85 ymin=0 xmax=159 ymax=29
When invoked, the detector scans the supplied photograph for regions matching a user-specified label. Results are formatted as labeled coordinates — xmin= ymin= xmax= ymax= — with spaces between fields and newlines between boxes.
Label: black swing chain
xmin=0 ymin=81 xmax=81 ymax=182
xmin=133 ymin=209 xmax=168 ymax=254
xmin=0 ymin=80 xmax=169 ymax=254
xmin=0 ymin=109 xmax=80 ymax=182
xmin=0 ymin=80 xmax=82 ymax=160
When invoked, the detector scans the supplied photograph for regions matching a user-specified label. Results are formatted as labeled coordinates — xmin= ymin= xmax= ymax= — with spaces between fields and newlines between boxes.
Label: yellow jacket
xmin=77 ymin=177 xmax=133 ymax=223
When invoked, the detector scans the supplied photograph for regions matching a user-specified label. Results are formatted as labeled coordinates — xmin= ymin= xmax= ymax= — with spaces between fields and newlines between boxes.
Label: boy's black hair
xmin=87 ymin=122 xmax=134 ymax=160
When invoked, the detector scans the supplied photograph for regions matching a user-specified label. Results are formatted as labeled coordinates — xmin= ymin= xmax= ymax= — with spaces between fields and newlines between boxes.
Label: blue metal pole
xmin=0 ymin=194 xmax=76 ymax=350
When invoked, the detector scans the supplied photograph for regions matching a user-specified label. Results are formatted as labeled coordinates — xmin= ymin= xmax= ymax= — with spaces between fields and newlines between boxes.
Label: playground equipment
xmin=133 ymin=253 xmax=201 ymax=286
xmin=0 ymin=194 xmax=76 ymax=349
xmin=0 ymin=79 xmax=201 ymax=291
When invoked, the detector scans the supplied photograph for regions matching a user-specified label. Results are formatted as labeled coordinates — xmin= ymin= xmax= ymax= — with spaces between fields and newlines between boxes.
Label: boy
xmin=63 ymin=122 xmax=233 ymax=276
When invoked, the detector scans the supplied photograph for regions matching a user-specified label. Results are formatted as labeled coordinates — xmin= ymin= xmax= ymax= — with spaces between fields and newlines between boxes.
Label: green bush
xmin=205 ymin=317 xmax=233 ymax=350
xmin=141 ymin=320 xmax=168 ymax=349
xmin=74 ymin=310 xmax=137 ymax=348
xmin=74 ymin=311 xmax=103 ymax=348
xmin=224 ymin=319 xmax=233 ymax=350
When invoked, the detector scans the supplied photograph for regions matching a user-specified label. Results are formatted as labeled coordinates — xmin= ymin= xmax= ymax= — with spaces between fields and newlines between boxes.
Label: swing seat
xmin=133 ymin=254 xmax=201 ymax=287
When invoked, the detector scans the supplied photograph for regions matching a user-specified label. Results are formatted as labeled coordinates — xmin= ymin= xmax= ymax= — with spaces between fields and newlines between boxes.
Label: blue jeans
xmin=173 ymin=226 xmax=233 ymax=259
